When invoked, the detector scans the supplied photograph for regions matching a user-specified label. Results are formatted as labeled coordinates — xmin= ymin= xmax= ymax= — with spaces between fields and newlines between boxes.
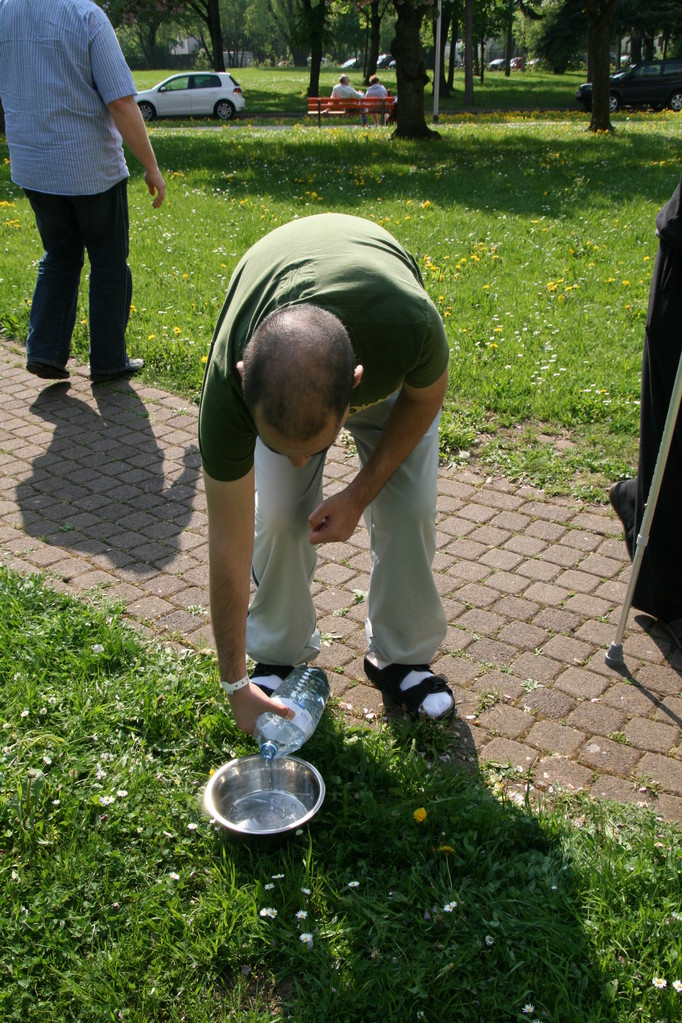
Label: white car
xmin=135 ymin=72 xmax=245 ymax=121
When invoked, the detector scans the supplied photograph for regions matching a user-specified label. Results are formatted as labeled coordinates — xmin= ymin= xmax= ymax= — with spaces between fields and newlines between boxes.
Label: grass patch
xmin=1 ymin=565 xmax=681 ymax=1022
xmin=2 ymin=112 xmax=681 ymax=495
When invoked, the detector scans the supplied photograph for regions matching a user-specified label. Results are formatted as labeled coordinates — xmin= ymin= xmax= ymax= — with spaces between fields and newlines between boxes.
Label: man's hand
xmin=308 ymin=487 xmax=364 ymax=545
xmin=144 ymin=167 xmax=165 ymax=208
xmin=229 ymin=681 xmax=295 ymax=736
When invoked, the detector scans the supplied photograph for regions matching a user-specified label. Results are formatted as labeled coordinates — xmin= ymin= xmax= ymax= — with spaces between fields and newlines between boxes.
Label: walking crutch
xmin=606 ymin=346 xmax=682 ymax=667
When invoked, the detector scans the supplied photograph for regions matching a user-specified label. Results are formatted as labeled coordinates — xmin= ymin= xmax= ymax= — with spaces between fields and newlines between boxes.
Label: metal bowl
xmin=203 ymin=754 xmax=325 ymax=841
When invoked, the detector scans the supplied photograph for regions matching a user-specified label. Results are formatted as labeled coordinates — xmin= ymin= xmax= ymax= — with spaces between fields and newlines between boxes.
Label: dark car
xmin=576 ymin=59 xmax=682 ymax=113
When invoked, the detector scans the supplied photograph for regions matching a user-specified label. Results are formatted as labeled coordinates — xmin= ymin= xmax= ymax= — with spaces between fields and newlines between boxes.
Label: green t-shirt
xmin=199 ymin=213 xmax=449 ymax=481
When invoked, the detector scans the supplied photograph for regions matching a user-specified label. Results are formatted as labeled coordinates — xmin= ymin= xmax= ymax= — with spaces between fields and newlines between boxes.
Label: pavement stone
xmin=1 ymin=338 xmax=681 ymax=826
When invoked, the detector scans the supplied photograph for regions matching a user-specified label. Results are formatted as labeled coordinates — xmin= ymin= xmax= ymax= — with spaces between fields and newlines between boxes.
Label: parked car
xmin=376 ymin=53 xmax=393 ymax=69
xmin=135 ymin=72 xmax=245 ymax=121
xmin=510 ymin=56 xmax=524 ymax=71
xmin=576 ymin=58 xmax=682 ymax=113
xmin=488 ymin=58 xmax=506 ymax=71
xmin=340 ymin=57 xmax=361 ymax=70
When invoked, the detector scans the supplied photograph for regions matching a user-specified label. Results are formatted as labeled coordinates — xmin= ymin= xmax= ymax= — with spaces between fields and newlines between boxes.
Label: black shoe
xmin=363 ymin=657 xmax=455 ymax=720
xmin=609 ymin=480 xmax=636 ymax=559
xmin=91 ymin=358 xmax=144 ymax=383
xmin=26 ymin=361 xmax=69 ymax=380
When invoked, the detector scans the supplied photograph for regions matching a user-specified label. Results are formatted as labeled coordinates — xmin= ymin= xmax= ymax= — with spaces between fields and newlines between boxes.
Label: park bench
xmin=307 ymin=95 xmax=396 ymax=127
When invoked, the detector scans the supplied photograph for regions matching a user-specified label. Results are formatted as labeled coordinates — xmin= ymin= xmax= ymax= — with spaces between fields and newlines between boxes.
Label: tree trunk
xmin=366 ymin=0 xmax=382 ymax=80
xmin=303 ymin=0 xmax=325 ymax=98
xmin=447 ymin=0 xmax=460 ymax=91
xmin=0 ymin=99 xmax=5 ymax=135
xmin=209 ymin=0 xmax=225 ymax=71
xmin=391 ymin=0 xmax=439 ymax=139
xmin=479 ymin=37 xmax=485 ymax=83
xmin=189 ymin=0 xmax=225 ymax=70
xmin=432 ymin=1 xmax=452 ymax=96
xmin=504 ymin=19 xmax=512 ymax=77
xmin=584 ymin=0 xmax=617 ymax=133
xmin=463 ymin=0 xmax=474 ymax=105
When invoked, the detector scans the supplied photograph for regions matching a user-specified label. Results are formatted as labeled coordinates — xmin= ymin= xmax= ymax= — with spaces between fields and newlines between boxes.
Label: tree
xmin=498 ymin=0 xmax=541 ymax=75
xmin=534 ymin=0 xmax=585 ymax=74
xmin=185 ymin=0 xmax=226 ymax=69
xmin=583 ymin=0 xmax=618 ymax=131
xmin=271 ymin=0 xmax=308 ymax=63
xmin=390 ymin=0 xmax=440 ymax=137
xmin=301 ymin=0 xmax=327 ymax=96
xmin=463 ymin=0 xmax=474 ymax=102
xmin=101 ymin=0 xmax=188 ymax=68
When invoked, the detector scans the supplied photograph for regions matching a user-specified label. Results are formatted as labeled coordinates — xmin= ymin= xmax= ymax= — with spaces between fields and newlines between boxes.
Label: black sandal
xmin=363 ymin=658 xmax=455 ymax=721
xmin=250 ymin=663 xmax=294 ymax=695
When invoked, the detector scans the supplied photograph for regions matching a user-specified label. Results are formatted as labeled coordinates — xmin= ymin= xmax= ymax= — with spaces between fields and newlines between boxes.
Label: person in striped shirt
xmin=0 ymin=0 xmax=165 ymax=382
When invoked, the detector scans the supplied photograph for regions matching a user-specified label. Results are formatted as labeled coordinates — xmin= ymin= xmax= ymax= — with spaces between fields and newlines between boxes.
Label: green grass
xmin=3 ymin=111 xmax=679 ymax=496
xmin=1 ymin=565 xmax=681 ymax=1023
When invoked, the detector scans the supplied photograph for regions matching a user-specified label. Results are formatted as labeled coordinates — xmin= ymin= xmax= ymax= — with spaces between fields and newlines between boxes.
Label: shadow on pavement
xmin=15 ymin=381 xmax=200 ymax=574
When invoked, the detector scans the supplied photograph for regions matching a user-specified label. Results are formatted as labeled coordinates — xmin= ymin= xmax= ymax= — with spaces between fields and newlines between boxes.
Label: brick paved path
xmin=1 ymin=339 xmax=681 ymax=824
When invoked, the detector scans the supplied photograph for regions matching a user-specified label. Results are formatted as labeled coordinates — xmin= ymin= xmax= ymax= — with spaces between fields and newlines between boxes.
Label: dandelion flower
xmin=443 ymin=901 xmax=457 ymax=912
xmin=413 ymin=807 xmax=427 ymax=823
xmin=653 ymin=977 xmax=667 ymax=989
xmin=259 ymin=907 xmax=277 ymax=919
xmin=438 ymin=844 xmax=455 ymax=854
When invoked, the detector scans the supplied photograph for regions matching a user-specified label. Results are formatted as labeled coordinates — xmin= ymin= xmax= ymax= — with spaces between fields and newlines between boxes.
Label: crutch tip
xmin=605 ymin=642 xmax=624 ymax=667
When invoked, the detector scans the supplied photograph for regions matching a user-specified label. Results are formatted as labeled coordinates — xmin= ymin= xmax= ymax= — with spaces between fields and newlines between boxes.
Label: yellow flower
xmin=438 ymin=844 xmax=455 ymax=854
xmin=413 ymin=807 xmax=427 ymax=823
xmin=147 ymin=334 xmax=155 ymax=340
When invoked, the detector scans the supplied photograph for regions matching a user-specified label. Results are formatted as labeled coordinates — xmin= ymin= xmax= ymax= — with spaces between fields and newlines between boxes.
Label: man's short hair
xmin=241 ymin=304 xmax=355 ymax=441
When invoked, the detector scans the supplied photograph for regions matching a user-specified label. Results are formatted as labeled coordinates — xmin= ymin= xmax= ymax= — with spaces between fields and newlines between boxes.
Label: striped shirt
xmin=0 ymin=0 xmax=136 ymax=195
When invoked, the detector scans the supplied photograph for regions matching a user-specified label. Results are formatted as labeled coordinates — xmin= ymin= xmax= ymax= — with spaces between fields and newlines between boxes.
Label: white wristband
xmin=220 ymin=674 xmax=250 ymax=695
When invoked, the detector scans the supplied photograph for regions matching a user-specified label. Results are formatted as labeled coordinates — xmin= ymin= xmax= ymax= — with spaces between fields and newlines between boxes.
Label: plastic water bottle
xmin=255 ymin=666 xmax=330 ymax=761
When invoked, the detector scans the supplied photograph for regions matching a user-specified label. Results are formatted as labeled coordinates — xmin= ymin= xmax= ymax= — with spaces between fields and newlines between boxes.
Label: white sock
xmin=367 ymin=657 xmax=452 ymax=718
xmin=254 ymin=673 xmax=282 ymax=694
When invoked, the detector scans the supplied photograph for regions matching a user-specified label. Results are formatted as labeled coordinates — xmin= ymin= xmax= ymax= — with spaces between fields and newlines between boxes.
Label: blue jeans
xmin=24 ymin=180 xmax=132 ymax=377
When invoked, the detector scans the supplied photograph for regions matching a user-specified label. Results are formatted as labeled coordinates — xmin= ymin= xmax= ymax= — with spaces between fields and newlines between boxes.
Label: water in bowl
xmin=229 ymin=789 xmax=309 ymax=832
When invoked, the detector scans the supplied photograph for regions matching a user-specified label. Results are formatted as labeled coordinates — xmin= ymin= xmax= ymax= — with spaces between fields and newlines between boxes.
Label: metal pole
xmin=433 ymin=0 xmax=442 ymax=123
xmin=605 ymin=346 xmax=682 ymax=666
